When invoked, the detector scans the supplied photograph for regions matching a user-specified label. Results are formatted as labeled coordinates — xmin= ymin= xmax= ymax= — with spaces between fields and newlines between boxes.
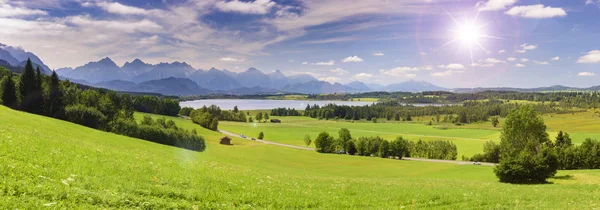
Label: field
xmin=221 ymin=110 xmax=600 ymax=157
xmin=3 ymin=106 xmax=600 ymax=209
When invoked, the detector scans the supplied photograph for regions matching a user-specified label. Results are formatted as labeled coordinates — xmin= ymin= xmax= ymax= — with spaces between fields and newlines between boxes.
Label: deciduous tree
xmin=494 ymin=106 xmax=558 ymax=184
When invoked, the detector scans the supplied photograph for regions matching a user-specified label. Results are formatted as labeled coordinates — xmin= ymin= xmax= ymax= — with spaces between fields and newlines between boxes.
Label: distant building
xmin=220 ymin=136 xmax=232 ymax=145
xmin=270 ymin=119 xmax=281 ymax=123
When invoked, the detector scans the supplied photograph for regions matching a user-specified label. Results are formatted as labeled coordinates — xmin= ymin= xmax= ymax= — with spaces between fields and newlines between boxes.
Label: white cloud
xmin=473 ymin=63 xmax=495 ymax=68
xmin=313 ymin=60 xmax=336 ymax=66
xmin=301 ymin=61 xmax=308 ymax=65
xmin=551 ymin=56 xmax=560 ymax=61
xmin=419 ymin=52 xmax=427 ymax=55
xmin=93 ymin=2 xmax=150 ymax=15
xmin=288 ymin=60 xmax=294 ymax=63
xmin=477 ymin=0 xmax=518 ymax=11
xmin=517 ymin=43 xmax=537 ymax=53
xmin=506 ymin=4 xmax=567 ymax=19
xmin=439 ymin=63 xmax=465 ymax=70
xmin=0 ymin=2 xmax=47 ymax=17
xmin=498 ymin=49 xmax=506 ymax=54
xmin=67 ymin=15 xmax=163 ymax=33
xmin=379 ymin=66 xmax=420 ymax=77
xmin=330 ymin=68 xmax=348 ymax=75
xmin=353 ymin=73 xmax=373 ymax=80
xmin=483 ymin=58 xmax=505 ymax=64
xmin=137 ymin=35 xmax=159 ymax=46
xmin=507 ymin=57 xmax=517 ymax=61
xmin=319 ymin=76 xmax=342 ymax=84
xmin=342 ymin=55 xmax=364 ymax=63
xmin=577 ymin=50 xmax=600 ymax=63
xmin=533 ymin=60 xmax=549 ymax=65
xmin=220 ymin=57 xmax=246 ymax=62
xmin=214 ymin=0 xmax=277 ymax=15
xmin=514 ymin=63 xmax=525 ymax=67
xmin=520 ymin=58 xmax=529 ymax=62
xmin=586 ymin=0 xmax=600 ymax=5
xmin=578 ymin=72 xmax=596 ymax=76
xmin=431 ymin=70 xmax=464 ymax=77
xmin=372 ymin=52 xmax=384 ymax=56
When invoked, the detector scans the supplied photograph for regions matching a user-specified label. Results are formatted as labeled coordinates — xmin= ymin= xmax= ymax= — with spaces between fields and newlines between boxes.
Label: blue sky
xmin=0 ymin=0 xmax=599 ymax=88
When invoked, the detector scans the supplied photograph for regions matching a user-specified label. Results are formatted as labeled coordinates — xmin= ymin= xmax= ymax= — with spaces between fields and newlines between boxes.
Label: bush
xmin=258 ymin=131 xmax=264 ymax=140
xmin=179 ymin=107 xmax=194 ymax=116
xmin=64 ymin=104 xmax=107 ymax=129
xmin=110 ymin=118 xmax=206 ymax=152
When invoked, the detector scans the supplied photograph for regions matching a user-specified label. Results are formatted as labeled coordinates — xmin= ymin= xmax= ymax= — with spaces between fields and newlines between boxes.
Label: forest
xmin=0 ymin=61 xmax=205 ymax=152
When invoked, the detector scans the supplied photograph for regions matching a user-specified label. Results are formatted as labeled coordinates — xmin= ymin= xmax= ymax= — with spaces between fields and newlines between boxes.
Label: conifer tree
xmin=19 ymin=58 xmax=36 ymax=111
xmin=48 ymin=71 xmax=64 ymax=118
xmin=1 ymin=76 xmax=17 ymax=108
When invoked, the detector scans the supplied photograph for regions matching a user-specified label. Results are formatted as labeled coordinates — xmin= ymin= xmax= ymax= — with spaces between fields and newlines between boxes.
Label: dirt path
xmin=218 ymin=129 xmax=495 ymax=166
xmin=218 ymin=129 xmax=314 ymax=151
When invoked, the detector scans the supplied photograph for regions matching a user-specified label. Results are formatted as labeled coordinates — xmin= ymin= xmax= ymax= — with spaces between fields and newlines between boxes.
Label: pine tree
xmin=1 ymin=76 xmax=18 ymax=108
xmin=33 ymin=66 xmax=44 ymax=114
xmin=48 ymin=71 xmax=64 ymax=118
xmin=19 ymin=58 xmax=37 ymax=111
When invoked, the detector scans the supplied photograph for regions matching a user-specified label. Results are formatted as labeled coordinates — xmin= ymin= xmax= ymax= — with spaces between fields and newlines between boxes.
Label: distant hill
xmin=345 ymin=81 xmax=371 ymax=92
xmin=283 ymin=80 xmax=359 ymax=94
xmin=384 ymin=80 xmax=448 ymax=92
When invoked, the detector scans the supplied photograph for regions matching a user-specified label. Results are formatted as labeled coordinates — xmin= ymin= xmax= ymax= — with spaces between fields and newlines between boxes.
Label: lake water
xmin=180 ymin=99 xmax=446 ymax=110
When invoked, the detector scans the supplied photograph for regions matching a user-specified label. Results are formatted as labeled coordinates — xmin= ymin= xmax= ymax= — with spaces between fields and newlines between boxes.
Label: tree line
xmin=0 ymin=60 xmax=205 ymax=152
xmin=300 ymin=100 xmax=561 ymax=124
xmin=311 ymin=128 xmax=457 ymax=160
xmin=270 ymin=107 xmax=301 ymax=116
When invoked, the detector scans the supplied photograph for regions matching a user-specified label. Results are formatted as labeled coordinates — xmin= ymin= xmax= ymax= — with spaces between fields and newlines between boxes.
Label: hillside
xmin=2 ymin=106 xmax=600 ymax=208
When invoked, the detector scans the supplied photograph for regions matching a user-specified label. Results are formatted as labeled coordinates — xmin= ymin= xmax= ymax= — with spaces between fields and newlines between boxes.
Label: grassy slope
xmin=2 ymin=106 xmax=600 ymax=209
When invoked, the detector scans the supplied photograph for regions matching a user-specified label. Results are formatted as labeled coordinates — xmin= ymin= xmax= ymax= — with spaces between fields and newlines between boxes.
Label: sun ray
xmin=434 ymin=39 xmax=458 ymax=51
xmin=473 ymin=10 xmax=481 ymax=24
xmin=480 ymin=34 xmax=504 ymax=40
xmin=446 ymin=11 xmax=460 ymax=25
xmin=475 ymin=41 xmax=487 ymax=52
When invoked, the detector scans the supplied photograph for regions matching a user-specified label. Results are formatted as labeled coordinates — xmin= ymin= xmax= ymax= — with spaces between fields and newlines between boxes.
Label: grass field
xmin=3 ymin=106 xmax=600 ymax=209
xmin=220 ymin=117 xmax=499 ymax=157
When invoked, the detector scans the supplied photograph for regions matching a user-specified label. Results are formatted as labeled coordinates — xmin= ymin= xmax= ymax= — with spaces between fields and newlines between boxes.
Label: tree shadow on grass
xmin=551 ymin=175 xmax=574 ymax=180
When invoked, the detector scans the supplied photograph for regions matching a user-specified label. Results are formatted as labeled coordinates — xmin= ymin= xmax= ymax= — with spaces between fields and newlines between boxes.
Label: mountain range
xmin=7 ymin=42 xmax=600 ymax=96
xmin=0 ymin=43 xmax=53 ymax=75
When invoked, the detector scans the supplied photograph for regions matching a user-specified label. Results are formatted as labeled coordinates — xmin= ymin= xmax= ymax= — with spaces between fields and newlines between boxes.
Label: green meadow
xmin=3 ymin=105 xmax=600 ymax=209
xmin=220 ymin=110 xmax=600 ymax=157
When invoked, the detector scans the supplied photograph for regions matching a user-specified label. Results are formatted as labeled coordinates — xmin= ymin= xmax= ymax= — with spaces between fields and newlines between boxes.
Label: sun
xmin=456 ymin=22 xmax=481 ymax=45
xmin=435 ymin=11 xmax=502 ymax=67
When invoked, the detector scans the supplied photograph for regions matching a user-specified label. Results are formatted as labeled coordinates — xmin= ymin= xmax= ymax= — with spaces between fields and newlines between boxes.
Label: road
xmin=218 ymin=129 xmax=495 ymax=166
xmin=218 ymin=129 xmax=314 ymax=151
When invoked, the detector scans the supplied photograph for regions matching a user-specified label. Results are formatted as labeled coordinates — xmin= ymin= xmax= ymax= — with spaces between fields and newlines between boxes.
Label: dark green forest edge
xmin=0 ymin=60 xmax=205 ymax=152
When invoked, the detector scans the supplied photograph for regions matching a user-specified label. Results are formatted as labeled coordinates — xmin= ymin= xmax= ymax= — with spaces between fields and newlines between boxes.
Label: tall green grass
xmin=1 ymin=106 xmax=600 ymax=209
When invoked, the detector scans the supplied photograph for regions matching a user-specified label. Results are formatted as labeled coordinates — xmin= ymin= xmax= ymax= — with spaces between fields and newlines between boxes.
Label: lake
xmin=180 ymin=99 xmax=446 ymax=110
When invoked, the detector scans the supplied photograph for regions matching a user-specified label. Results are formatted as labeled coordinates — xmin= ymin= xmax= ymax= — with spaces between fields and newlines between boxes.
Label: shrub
xmin=64 ymin=104 xmax=107 ymax=129
xmin=110 ymin=118 xmax=206 ymax=152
